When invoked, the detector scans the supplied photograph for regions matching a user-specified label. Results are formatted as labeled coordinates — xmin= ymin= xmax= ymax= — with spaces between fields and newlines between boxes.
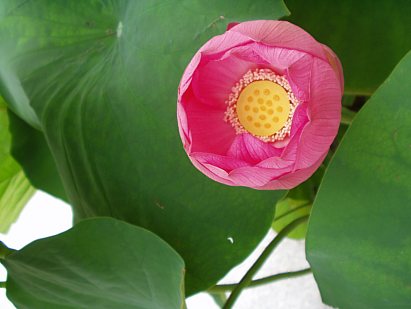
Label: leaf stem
xmin=0 ymin=241 xmax=15 ymax=259
xmin=341 ymin=106 xmax=357 ymax=125
xmin=0 ymin=281 xmax=5 ymax=288
xmin=208 ymin=291 xmax=227 ymax=307
xmin=222 ymin=216 xmax=309 ymax=309
xmin=273 ymin=202 xmax=311 ymax=222
xmin=210 ymin=268 xmax=311 ymax=293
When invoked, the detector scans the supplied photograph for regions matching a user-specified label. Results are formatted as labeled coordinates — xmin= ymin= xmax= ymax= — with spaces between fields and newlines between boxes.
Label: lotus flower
xmin=177 ymin=20 xmax=343 ymax=190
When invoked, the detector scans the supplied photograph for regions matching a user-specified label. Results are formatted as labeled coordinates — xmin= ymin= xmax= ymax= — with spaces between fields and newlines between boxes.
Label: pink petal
xmin=249 ymin=44 xmax=313 ymax=103
xmin=178 ymin=30 xmax=253 ymax=102
xmin=189 ymin=152 xmax=249 ymax=186
xmin=224 ymin=44 xmax=269 ymax=66
xmin=289 ymin=102 xmax=309 ymax=138
xmin=229 ymin=21 xmax=328 ymax=62
xmin=191 ymin=152 xmax=249 ymax=171
xmin=182 ymin=92 xmax=236 ymax=155
xmin=286 ymin=53 xmax=313 ymax=102
xmin=200 ymin=30 xmax=253 ymax=55
xmin=250 ymin=43 xmax=308 ymax=75
xmin=178 ymin=52 xmax=202 ymax=100
xmin=322 ymin=44 xmax=344 ymax=93
xmin=271 ymin=138 xmax=290 ymax=149
xmin=227 ymin=22 xmax=239 ymax=31
xmin=191 ymin=146 xmax=294 ymax=189
xmin=191 ymin=53 xmax=256 ymax=108
xmin=294 ymin=58 xmax=342 ymax=170
xmin=228 ymin=166 xmax=284 ymax=188
xmin=191 ymin=150 xmax=325 ymax=190
xmin=260 ymin=152 xmax=327 ymax=190
xmin=177 ymin=101 xmax=191 ymax=151
xmin=278 ymin=122 xmax=304 ymax=163
xmin=257 ymin=155 xmax=294 ymax=169
xmin=227 ymin=134 xmax=282 ymax=164
xmin=189 ymin=156 xmax=235 ymax=186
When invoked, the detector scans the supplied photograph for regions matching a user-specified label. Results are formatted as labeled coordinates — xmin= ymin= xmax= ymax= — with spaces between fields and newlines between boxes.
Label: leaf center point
xmin=117 ymin=22 xmax=123 ymax=38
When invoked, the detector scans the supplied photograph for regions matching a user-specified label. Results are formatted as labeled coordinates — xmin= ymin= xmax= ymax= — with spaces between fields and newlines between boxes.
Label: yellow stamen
xmin=224 ymin=69 xmax=299 ymax=143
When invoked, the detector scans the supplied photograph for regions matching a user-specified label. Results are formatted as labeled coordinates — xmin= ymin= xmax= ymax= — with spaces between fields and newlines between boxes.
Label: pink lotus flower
xmin=177 ymin=20 xmax=343 ymax=190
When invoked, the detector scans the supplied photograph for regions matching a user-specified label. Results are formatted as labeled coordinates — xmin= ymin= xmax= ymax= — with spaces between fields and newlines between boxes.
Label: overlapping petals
xmin=178 ymin=20 xmax=343 ymax=190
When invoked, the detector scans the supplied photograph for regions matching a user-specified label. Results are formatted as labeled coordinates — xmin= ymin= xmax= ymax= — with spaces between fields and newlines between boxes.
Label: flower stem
xmin=0 ymin=241 xmax=15 ymax=259
xmin=222 ymin=215 xmax=309 ymax=309
xmin=0 ymin=281 xmax=5 ymax=288
xmin=273 ymin=202 xmax=311 ymax=222
xmin=210 ymin=268 xmax=311 ymax=293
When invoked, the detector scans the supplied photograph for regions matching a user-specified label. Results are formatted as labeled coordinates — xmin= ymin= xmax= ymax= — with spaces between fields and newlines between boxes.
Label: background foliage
xmin=0 ymin=0 xmax=410 ymax=308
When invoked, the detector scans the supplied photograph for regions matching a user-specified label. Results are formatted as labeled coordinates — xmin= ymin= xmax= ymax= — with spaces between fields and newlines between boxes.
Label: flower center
xmin=225 ymin=69 xmax=299 ymax=143
xmin=236 ymin=81 xmax=290 ymax=137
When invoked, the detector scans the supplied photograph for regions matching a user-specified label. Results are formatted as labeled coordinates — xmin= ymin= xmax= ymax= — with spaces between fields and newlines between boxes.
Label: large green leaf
xmin=0 ymin=1 xmax=288 ymax=293
xmin=306 ymin=51 xmax=411 ymax=308
xmin=0 ymin=97 xmax=35 ymax=233
xmin=284 ymin=0 xmax=411 ymax=95
xmin=3 ymin=218 xmax=185 ymax=309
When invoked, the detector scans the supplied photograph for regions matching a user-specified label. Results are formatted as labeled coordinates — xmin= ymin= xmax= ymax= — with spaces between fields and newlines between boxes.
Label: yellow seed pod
xmin=236 ymin=81 xmax=290 ymax=137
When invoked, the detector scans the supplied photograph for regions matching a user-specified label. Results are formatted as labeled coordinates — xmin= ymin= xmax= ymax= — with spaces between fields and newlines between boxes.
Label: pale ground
xmin=0 ymin=192 xmax=332 ymax=309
